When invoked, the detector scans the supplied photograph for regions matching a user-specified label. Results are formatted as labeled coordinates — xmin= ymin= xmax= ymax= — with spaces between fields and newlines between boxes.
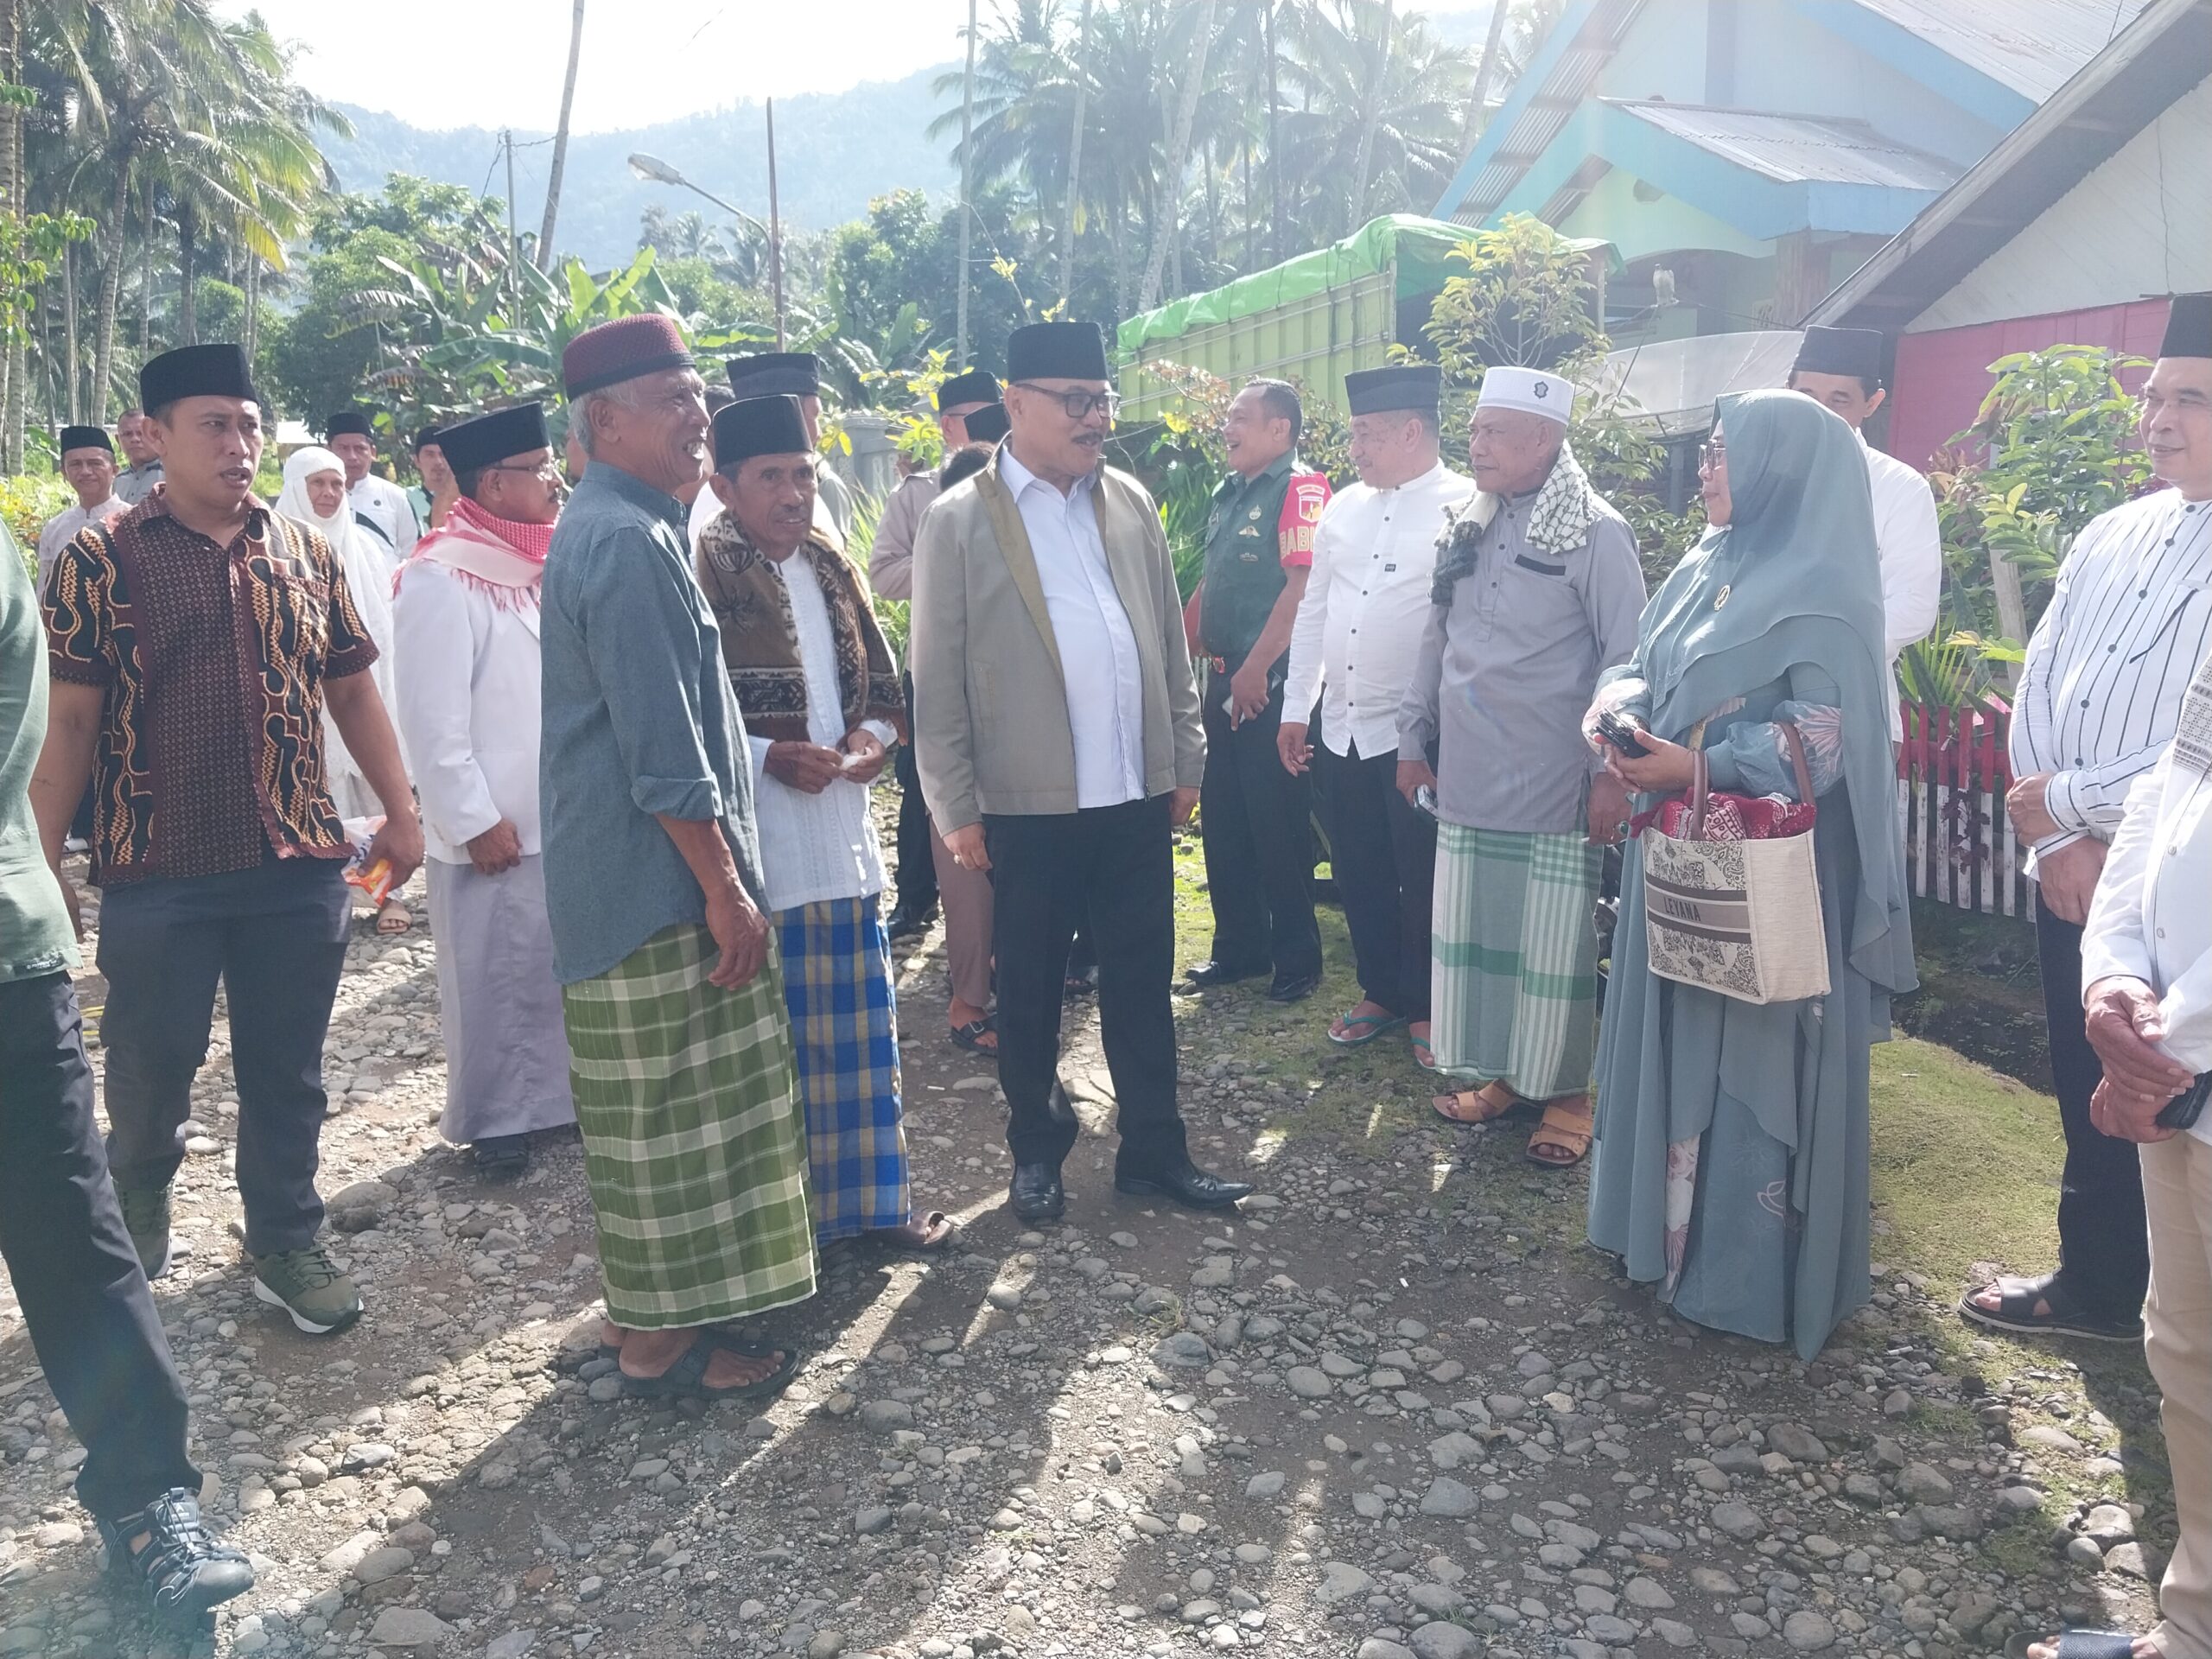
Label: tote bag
xmin=1641 ymin=723 xmax=1829 ymax=1005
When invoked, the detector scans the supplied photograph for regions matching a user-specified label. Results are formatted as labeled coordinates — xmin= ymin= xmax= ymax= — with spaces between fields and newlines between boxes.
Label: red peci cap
xmin=563 ymin=314 xmax=695 ymax=398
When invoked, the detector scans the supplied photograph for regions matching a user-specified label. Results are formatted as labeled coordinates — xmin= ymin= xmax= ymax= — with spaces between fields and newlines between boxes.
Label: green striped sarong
xmin=1431 ymin=824 xmax=1602 ymax=1101
xmin=562 ymin=924 xmax=818 ymax=1330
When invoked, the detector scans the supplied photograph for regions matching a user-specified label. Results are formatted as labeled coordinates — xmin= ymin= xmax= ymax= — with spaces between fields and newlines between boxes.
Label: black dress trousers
xmin=1314 ymin=734 xmax=1437 ymax=1021
xmin=891 ymin=673 xmax=938 ymax=918
xmin=2037 ymin=894 xmax=2150 ymax=1320
xmin=985 ymin=796 xmax=1187 ymax=1173
xmin=0 ymin=971 xmax=201 ymax=1521
xmin=1198 ymin=675 xmax=1320 ymax=981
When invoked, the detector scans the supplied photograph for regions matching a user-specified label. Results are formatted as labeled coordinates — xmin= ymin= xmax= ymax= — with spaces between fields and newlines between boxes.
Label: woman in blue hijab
xmin=1584 ymin=390 xmax=1916 ymax=1359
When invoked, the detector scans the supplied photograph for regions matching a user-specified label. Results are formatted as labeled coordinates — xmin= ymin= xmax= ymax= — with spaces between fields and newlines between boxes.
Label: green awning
xmin=1116 ymin=215 xmax=1617 ymax=356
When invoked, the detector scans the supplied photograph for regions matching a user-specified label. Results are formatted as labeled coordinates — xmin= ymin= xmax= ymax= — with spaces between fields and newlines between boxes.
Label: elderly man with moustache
xmin=34 ymin=344 xmax=423 ymax=1337
xmin=36 ymin=426 xmax=125 ymax=599
xmin=1280 ymin=365 xmax=1473 ymax=1066
xmin=1400 ymin=367 xmax=1645 ymax=1171
xmin=910 ymin=320 xmax=1250 ymax=1224
xmin=541 ymin=315 xmax=815 ymax=1402
xmin=110 ymin=407 xmax=163 ymax=505
xmin=1961 ymin=294 xmax=2212 ymax=1350
xmin=695 ymin=393 xmax=954 ymax=1254
xmin=391 ymin=403 xmax=576 ymax=1184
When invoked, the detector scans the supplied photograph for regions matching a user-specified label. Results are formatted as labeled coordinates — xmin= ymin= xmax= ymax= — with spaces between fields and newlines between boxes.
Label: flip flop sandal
xmin=1526 ymin=1100 xmax=1594 ymax=1168
xmin=949 ymin=1018 xmax=998 ymax=1055
xmin=620 ymin=1331 xmax=803 ymax=1402
xmin=1410 ymin=1031 xmax=1436 ymax=1070
xmin=874 ymin=1211 xmax=962 ymax=1255
xmin=1955 ymin=1273 xmax=2144 ymax=1343
xmin=1327 ymin=1010 xmax=1406 ymax=1048
xmin=2005 ymin=1630 xmax=2146 ymax=1659
xmin=1432 ymin=1085 xmax=1522 ymax=1126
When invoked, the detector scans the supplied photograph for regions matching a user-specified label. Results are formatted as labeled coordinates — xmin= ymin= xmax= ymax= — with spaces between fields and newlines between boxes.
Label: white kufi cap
xmin=1477 ymin=365 xmax=1574 ymax=425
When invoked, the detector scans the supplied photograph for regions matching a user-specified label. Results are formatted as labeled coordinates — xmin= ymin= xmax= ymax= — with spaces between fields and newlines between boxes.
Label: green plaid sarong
xmin=562 ymin=924 xmax=817 ymax=1329
xmin=1431 ymin=824 xmax=1602 ymax=1100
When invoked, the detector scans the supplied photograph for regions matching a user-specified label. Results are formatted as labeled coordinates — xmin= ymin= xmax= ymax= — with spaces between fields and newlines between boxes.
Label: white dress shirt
xmin=1863 ymin=433 xmax=1942 ymax=739
xmin=349 ymin=474 xmax=421 ymax=560
xmin=745 ymin=553 xmax=896 ymax=914
xmin=999 ymin=444 xmax=1147 ymax=810
xmin=2083 ymin=744 xmax=2212 ymax=1143
xmin=2011 ymin=489 xmax=2212 ymax=876
xmin=35 ymin=496 xmax=124 ymax=596
xmin=1284 ymin=460 xmax=1474 ymax=759
xmin=390 ymin=563 xmax=546 ymax=864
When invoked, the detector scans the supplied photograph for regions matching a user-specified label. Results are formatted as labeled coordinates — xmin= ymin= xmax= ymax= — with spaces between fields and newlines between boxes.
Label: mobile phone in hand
xmin=1597 ymin=710 xmax=1652 ymax=757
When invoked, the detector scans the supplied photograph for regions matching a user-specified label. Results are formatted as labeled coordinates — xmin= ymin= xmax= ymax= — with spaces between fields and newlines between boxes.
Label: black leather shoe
xmin=1115 ymin=1157 xmax=1255 ymax=1211
xmin=1009 ymin=1162 xmax=1066 ymax=1223
xmin=886 ymin=902 xmax=938 ymax=942
xmin=1184 ymin=959 xmax=1266 ymax=988
xmin=1267 ymin=971 xmax=1321 ymax=1004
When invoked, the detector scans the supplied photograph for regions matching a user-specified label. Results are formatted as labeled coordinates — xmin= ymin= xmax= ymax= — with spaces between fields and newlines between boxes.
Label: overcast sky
xmin=228 ymin=0 xmax=1492 ymax=133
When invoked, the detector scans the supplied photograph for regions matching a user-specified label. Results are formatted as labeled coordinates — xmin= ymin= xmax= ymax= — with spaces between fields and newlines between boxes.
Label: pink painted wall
xmin=1884 ymin=299 xmax=2168 ymax=470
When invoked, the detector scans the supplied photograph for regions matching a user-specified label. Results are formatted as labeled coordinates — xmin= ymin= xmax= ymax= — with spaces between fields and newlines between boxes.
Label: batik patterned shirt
xmin=44 ymin=489 xmax=380 ymax=886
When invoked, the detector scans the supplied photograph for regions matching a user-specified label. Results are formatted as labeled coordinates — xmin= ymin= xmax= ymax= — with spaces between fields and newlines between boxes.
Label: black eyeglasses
xmin=484 ymin=460 xmax=564 ymax=481
xmin=1698 ymin=441 xmax=1727 ymax=473
xmin=1013 ymin=382 xmax=1121 ymax=422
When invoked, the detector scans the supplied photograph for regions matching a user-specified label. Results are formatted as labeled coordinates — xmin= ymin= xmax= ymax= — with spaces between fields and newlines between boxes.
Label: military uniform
xmin=1194 ymin=452 xmax=1331 ymax=989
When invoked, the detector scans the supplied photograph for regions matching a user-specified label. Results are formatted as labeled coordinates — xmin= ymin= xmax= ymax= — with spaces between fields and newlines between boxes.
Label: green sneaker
xmin=114 ymin=1183 xmax=173 ymax=1280
xmin=251 ymin=1243 xmax=363 ymax=1336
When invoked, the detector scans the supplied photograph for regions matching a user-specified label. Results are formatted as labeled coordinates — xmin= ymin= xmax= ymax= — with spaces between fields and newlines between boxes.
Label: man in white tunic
xmin=1786 ymin=326 xmax=1942 ymax=734
xmin=693 ymin=394 xmax=950 ymax=1251
xmin=325 ymin=410 xmax=421 ymax=561
xmin=391 ymin=403 xmax=576 ymax=1181
xmin=1962 ymin=293 xmax=2212 ymax=1344
xmin=36 ymin=426 xmax=125 ymax=598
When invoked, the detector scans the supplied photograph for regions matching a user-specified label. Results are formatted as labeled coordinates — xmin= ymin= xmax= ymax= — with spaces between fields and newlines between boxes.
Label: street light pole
xmin=766 ymin=100 xmax=785 ymax=353
xmin=956 ymin=0 xmax=976 ymax=365
xmin=627 ymin=150 xmax=785 ymax=350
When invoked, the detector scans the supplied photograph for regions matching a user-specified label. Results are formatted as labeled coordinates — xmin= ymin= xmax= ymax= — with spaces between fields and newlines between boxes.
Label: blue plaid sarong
xmin=773 ymin=893 xmax=912 ymax=1243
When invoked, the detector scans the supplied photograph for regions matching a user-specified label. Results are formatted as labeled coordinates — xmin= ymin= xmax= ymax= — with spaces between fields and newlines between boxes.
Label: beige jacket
xmin=868 ymin=472 xmax=938 ymax=601
xmin=910 ymin=450 xmax=1205 ymax=829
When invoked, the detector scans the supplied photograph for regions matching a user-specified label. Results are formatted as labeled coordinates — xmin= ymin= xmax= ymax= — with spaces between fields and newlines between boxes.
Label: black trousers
xmin=1198 ymin=677 xmax=1320 ymax=980
xmin=97 ymin=859 xmax=351 ymax=1256
xmin=891 ymin=677 xmax=938 ymax=918
xmin=0 ymin=972 xmax=200 ymax=1520
xmin=2038 ymin=893 xmax=2150 ymax=1319
xmin=1315 ymin=735 xmax=1436 ymax=1021
xmin=986 ymin=796 xmax=1186 ymax=1172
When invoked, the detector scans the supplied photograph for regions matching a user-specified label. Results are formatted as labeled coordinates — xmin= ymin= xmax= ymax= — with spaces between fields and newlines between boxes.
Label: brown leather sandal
xmin=1526 ymin=1096 xmax=1594 ymax=1168
xmin=1432 ymin=1083 xmax=1523 ymax=1125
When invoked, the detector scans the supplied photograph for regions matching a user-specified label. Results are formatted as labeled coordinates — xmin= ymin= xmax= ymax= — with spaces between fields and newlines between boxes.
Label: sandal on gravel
xmin=98 ymin=1488 xmax=255 ymax=1622
xmin=1956 ymin=1271 xmax=2144 ymax=1343
xmin=2005 ymin=1630 xmax=2149 ymax=1659
xmin=376 ymin=901 xmax=413 ymax=935
xmin=472 ymin=1135 xmax=531 ymax=1182
xmin=874 ymin=1211 xmax=961 ymax=1255
xmin=949 ymin=1017 xmax=997 ymax=1055
xmin=1432 ymin=1084 xmax=1522 ymax=1126
xmin=621 ymin=1331 xmax=802 ymax=1402
xmin=1526 ymin=1097 xmax=1594 ymax=1168
xmin=1327 ymin=1008 xmax=1405 ymax=1047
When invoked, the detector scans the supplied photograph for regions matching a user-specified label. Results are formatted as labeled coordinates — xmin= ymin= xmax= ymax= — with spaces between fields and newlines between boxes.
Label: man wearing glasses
xmin=909 ymin=321 xmax=1254 ymax=1224
xmin=390 ymin=403 xmax=577 ymax=1183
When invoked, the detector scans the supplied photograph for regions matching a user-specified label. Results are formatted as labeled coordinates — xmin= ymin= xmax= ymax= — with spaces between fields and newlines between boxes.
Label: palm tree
xmin=1138 ymin=0 xmax=1217 ymax=309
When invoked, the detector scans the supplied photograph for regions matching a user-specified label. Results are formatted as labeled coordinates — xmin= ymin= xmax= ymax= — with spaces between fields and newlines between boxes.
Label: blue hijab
xmin=1632 ymin=390 xmax=1914 ymax=995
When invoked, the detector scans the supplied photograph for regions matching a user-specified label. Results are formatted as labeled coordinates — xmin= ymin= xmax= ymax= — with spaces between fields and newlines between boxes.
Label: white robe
xmin=391 ymin=558 xmax=574 ymax=1143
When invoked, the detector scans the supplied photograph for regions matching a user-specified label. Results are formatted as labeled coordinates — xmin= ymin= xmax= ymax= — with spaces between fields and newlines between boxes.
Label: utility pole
xmin=538 ymin=0 xmax=587 ymax=269
xmin=766 ymin=100 xmax=786 ymax=351
xmin=501 ymin=128 xmax=521 ymax=311
xmin=1460 ymin=0 xmax=1513 ymax=168
xmin=1059 ymin=0 xmax=1092 ymax=307
xmin=956 ymin=0 xmax=977 ymax=365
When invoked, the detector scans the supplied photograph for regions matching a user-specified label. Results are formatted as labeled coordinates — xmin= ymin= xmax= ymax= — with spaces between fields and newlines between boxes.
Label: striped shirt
xmin=2011 ymin=487 xmax=2212 ymax=874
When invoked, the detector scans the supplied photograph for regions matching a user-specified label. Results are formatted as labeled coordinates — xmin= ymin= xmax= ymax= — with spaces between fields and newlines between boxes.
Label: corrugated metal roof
xmin=1850 ymin=0 xmax=2159 ymax=102
xmin=1614 ymin=102 xmax=1966 ymax=189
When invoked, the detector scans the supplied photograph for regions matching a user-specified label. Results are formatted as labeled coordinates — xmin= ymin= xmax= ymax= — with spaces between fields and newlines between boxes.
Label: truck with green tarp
xmin=1116 ymin=213 xmax=1614 ymax=420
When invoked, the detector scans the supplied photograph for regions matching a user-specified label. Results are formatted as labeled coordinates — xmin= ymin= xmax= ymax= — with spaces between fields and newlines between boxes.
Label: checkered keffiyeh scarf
xmin=2177 ymin=647 xmax=2212 ymax=779
xmin=1431 ymin=441 xmax=1605 ymax=607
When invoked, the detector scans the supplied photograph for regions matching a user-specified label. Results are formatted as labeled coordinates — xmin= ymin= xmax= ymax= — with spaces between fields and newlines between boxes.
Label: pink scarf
xmin=398 ymin=497 xmax=552 ymax=610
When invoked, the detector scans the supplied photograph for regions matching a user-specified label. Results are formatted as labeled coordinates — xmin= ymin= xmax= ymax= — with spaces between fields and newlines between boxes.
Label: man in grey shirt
xmin=1398 ymin=366 xmax=1644 ymax=1169
xmin=110 ymin=408 xmax=164 ymax=505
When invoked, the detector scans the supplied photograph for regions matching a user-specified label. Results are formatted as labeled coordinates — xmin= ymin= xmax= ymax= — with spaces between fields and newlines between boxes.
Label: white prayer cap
xmin=1477 ymin=365 xmax=1574 ymax=425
